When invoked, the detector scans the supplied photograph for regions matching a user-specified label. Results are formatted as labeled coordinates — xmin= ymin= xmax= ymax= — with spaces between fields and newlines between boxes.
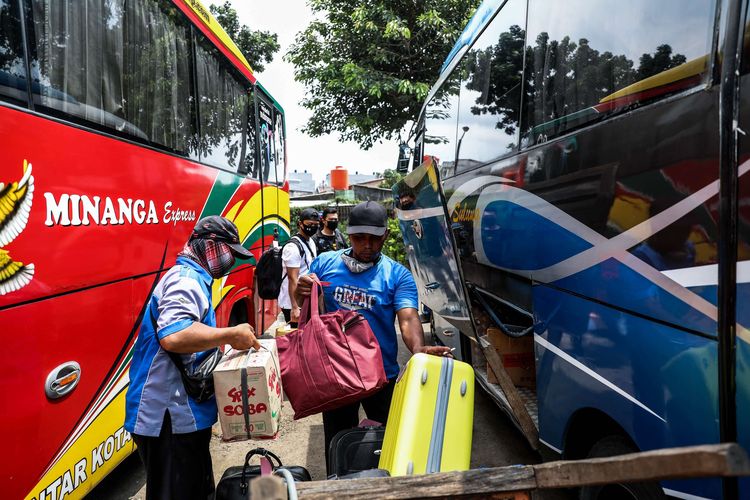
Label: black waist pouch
xmin=150 ymin=308 xmax=223 ymax=403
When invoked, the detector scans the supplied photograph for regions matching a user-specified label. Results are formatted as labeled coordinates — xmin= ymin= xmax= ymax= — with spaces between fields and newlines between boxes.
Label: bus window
xmin=257 ymin=94 xmax=274 ymax=183
xmin=0 ymin=0 xmax=27 ymax=106
xmin=521 ymin=0 xmax=716 ymax=146
xmin=455 ymin=0 xmax=526 ymax=173
xmin=243 ymin=86 xmax=257 ymax=176
xmin=28 ymin=0 xmax=197 ymax=151
xmin=424 ymin=72 xmax=461 ymax=179
xmin=194 ymin=33 xmax=248 ymax=173
xmin=273 ymin=107 xmax=285 ymax=185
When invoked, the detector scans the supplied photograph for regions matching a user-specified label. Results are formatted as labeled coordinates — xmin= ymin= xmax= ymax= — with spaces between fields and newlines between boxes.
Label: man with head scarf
xmin=125 ymin=216 xmax=259 ymax=500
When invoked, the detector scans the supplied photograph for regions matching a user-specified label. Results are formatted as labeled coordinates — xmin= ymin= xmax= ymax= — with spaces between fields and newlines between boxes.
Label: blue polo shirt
xmin=125 ymin=257 xmax=218 ymax=437
xmin=308 ymin=250 xmax=419 ymax=379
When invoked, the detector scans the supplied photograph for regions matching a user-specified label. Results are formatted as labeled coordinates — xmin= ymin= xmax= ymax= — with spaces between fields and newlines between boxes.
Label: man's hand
xmin=419 ymin=345 xmax=454 ymax=358
xmin=294 ymin=273 xmax=319 ymax=303
xmin=291 ymin=306 xmax=301 ymax=323
xmin=229 ymin=323 xmax=260 ymax=351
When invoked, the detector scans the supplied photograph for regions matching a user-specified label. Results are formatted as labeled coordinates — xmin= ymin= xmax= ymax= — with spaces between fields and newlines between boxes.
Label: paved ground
xmin=93 ymin=332 xmax=572 ymax=499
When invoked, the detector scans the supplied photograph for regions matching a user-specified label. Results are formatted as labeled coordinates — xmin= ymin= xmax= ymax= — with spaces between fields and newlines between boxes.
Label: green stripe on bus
xmin=200 ymin=170 xmax=245 ymax=219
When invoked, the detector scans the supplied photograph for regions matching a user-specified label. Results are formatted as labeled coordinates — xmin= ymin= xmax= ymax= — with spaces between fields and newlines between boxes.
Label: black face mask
xmin=301 ymin=224 xmax=318 ymax=237
xmin=326 ymin=220 xmax=339 ymax=231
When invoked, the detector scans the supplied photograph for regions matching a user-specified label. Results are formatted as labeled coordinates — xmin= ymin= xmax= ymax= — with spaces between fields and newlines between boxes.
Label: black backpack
xmin=255 ymin=237 xmax=309 ymax=300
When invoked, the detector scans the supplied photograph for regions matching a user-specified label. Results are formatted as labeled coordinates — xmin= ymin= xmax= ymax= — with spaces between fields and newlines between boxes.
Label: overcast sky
xmin=225 ymin=0 xmax=400 ymax=184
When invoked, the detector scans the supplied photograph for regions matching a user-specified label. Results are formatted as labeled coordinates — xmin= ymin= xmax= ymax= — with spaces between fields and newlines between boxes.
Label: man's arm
xmin=159 ymin=322 xmax=259 ymax=353
xmin=397 ymin=308 xmax=452 ymax=356
xmin=287 ymin=266 xmax=301 ymax=322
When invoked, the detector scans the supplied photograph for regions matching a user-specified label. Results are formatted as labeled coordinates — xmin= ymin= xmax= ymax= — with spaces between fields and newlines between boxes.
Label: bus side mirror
xmin=396 ymin=143 xmax=411 ymax=174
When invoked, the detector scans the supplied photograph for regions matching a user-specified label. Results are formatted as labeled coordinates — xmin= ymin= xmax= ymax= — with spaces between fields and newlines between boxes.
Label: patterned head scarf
xmin=179 ymin=238 xmax=235 ymax=279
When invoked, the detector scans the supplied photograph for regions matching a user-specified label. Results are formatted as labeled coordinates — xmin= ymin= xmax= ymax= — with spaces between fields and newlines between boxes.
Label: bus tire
xmin=578 ymin=435 xmax=665 ymax=500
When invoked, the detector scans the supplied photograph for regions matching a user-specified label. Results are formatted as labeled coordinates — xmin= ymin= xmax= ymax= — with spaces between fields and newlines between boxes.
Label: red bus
xmin=0 ymin=1 xmax=290 ymax=498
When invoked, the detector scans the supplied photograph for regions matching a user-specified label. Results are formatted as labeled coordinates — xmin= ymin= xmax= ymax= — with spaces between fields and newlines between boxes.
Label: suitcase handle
xmin=240 ymin=448 xmax=283 ymax=493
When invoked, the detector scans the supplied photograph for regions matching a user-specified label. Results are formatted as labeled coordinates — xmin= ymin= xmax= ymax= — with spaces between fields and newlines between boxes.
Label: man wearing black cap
xmin=296 ymin=201 xmax=451 ymax=471
xmin=125 ymin=215 xmax=260 ymax=500
xmin=279 ymin=208 xmax=318 ymax=327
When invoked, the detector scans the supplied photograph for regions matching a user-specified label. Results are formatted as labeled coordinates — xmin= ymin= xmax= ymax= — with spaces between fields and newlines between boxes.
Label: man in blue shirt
xmin=125 ymin=216 xmax=259 ymax=500
xmin=296 ymin=201 xmax=451 ymax=471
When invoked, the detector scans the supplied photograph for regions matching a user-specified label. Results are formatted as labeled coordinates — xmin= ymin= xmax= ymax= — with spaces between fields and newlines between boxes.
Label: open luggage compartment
xmin=463 ymin=287 xmax=540 ymax=448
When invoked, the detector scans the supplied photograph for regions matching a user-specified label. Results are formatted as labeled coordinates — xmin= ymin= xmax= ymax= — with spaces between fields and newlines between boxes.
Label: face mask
xmin=301 ymin=224 xmax=318 ymax=237
xmin=341 ymin=251 xmax=380 ymax=273
xmin=180 ymin=239 xmax=235 ymax=278
xmin=326 ymin=220 xmax=339 ymax=231
xmin=206 ymin=240 xmax=236 ymax=278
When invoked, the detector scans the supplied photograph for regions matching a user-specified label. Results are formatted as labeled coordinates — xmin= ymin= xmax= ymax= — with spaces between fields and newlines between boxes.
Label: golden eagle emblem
xmin=0 ymin=159 xmax=35 ymax=295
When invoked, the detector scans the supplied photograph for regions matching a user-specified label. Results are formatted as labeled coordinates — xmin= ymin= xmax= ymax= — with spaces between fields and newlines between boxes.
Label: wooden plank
xmin=294 ymin=465 xmax=536 ymax=499
xmin=534 ymin=443 xmax=750 ymax=489
xmin=293 ymin=443 xmax=750 ymax=499
xmin=469 ymin=334 xmax=539 ymax=449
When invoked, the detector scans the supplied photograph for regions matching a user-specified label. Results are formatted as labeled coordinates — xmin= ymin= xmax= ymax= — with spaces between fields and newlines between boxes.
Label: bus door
xmin=254 ymin=89 xmax=279 ymax=332
xmin=394 ymin=157 xmax=472 ymax=345
xmin=734 ymin=6 xmax=750 ymax=497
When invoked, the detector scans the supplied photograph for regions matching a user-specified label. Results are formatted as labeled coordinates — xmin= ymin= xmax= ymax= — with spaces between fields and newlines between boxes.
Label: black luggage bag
xmin=215 ymin=448 xmax=310 ymax=500
xmin=327 ymin=425 xmax=385 ymax=477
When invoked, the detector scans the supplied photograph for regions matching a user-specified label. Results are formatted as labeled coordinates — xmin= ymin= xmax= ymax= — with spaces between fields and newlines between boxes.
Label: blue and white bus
xmin=395 ymin=0 xmax=750 ymax=498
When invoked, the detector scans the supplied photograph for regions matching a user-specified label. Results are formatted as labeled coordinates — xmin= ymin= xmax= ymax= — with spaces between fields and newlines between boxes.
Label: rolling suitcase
xmin=328 ymin=425 xmax=386 ymax=477
xmin=378 ymin=353 xmax=474 ymax=476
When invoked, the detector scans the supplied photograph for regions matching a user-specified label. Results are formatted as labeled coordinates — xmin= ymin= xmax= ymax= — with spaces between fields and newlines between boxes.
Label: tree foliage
xmin=210 ymin=1 xmax=280 ymax=73
xmin=383 ymin=217 xmax=407 ymax=265
xmin=464 ymin=27 xmax=687 ymax=137
xmin=379 ymin=169 xmax=404 ymax=189
xmin=286 ymin=0 xmax=481 ymax=149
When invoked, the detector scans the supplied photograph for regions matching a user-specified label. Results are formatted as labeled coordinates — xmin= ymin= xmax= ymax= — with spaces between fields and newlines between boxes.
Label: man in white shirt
xmin=279 ymin=208 xmax=318 ymax=326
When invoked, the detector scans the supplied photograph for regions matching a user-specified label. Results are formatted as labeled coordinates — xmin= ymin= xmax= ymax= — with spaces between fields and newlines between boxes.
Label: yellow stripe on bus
xmin=599 ymin=55 xmax=707 ymax=105
xmin=25 ymin=391 xmax=134 ymax=500
xmin=179 ymin=0 xmax=254 ymax=74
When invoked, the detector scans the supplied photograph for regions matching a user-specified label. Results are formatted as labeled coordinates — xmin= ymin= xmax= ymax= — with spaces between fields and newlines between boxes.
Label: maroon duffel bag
xmin=276 ymin=281 xmax=387 ymax=419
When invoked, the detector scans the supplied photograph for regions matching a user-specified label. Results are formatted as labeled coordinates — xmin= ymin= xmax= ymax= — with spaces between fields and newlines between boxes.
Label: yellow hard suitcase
xmin=378 ymin=353 xmax=475 ymax=475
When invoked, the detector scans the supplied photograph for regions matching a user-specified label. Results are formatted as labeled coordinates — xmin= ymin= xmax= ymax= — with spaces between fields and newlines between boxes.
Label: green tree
xmin=383 ymin=217 xmax=407 ymax=265
xmin=379 ymin=169 xmax=404 ymax=189
xmin=209 ymin=1 xmax=280 ymax=73
xmin=286 ymin=0 xmax=481 ymax=149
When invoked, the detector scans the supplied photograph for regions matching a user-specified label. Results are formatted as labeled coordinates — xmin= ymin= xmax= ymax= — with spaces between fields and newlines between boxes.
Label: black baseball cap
xmin=347 ymin=201 xmax=387 ymax=236
xmin=191 ymin=216 xmax=253 ymax=259
xmin=298 ymin=208 xmax=319 ymax=223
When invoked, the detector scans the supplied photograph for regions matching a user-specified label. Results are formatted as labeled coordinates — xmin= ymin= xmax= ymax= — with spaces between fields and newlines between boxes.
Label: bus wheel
xmin=579 ymin=435 xmax=665 ymax=500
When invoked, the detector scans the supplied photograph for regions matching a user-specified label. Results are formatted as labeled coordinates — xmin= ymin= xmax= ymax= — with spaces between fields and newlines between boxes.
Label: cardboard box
xmin=213 ymin=339 xmax=282 ymax=441
xmin=486 ymin=327 xmax=536 ymax=388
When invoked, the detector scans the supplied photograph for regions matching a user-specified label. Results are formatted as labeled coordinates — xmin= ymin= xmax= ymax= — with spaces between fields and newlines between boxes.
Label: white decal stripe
xmin=464 ymin=170 xmax=750 ymax=327
xmin=446 ymin=175 xmax=514 ymax=214
xmin=535 ymin=334 xmax=666 ymax=422
xmin=662 ymin=263 xmax=719 ymax=288
xmin=662 ymin=260 xmax=750 ymax=287
xmin=662 ymin=488 xmax=712 ymax=500
xmin=531 ymin=170 xmax=727 ymax=283
xmin=539 ymin=438 xmax=563 ymax=454
xmin=395 ymin=206 xmax=445 ymax=221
